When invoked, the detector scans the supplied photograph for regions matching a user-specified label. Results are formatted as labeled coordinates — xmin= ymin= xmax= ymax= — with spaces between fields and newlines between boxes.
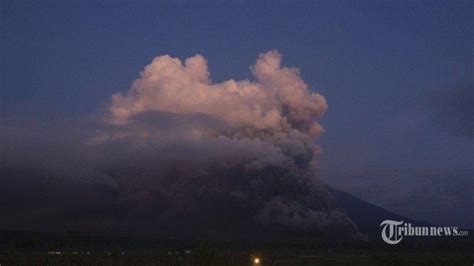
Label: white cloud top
xmin=108 ymin=50 xmax=327 ymax=138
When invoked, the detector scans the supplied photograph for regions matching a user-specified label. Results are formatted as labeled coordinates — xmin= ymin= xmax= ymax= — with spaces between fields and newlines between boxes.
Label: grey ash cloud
xmin=0 ymin=51 xmax=365 ymax=239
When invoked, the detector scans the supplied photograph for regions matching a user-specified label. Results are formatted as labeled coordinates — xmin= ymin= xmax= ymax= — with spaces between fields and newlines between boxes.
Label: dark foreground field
xmin=1 ymin=253 xmax=473 ymax=266
xmin=1 ymin=230 xmax=472 ymax=266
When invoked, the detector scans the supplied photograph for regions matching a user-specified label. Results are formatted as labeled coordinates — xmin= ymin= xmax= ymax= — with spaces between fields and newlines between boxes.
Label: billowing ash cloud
xmin=97 ymin=50 xmax=328 ymax=170
xmin=108 ymin=50 xmax=327 ymax=138
xmin=1 ymin=51 xmax=364 ymax=239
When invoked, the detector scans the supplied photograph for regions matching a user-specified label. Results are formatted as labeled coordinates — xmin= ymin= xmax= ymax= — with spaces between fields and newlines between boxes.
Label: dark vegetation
xmin=0 ymin=230 xmax=472 ymax=265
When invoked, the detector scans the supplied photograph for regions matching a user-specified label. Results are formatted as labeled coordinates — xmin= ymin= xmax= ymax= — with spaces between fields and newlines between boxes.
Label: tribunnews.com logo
xmin=380 ymin=220 xmax=469 ymax=245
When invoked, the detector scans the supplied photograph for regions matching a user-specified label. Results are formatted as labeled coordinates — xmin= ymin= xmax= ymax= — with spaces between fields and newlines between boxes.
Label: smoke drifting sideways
xmin=428 ymin=81 xmax=474 ymax=139
xmin=0 ymin=51 xmax=364 ymax=239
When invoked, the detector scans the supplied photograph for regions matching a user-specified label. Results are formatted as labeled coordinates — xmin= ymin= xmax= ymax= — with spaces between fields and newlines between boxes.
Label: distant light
xmin=47 ymin=251 xmax=62 ymax=255
xmin=254 ymin=257 xmax=260 ymax=264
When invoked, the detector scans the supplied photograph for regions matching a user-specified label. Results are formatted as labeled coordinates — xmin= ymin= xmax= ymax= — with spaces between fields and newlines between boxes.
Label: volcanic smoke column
xmin=107 ymin=50 xmax=327 ymax=140
xmin=99 ymin=51 xmax=363 ymax=239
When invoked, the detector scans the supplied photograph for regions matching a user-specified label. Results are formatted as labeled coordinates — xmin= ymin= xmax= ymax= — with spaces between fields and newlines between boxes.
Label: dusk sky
xmin=1 ymin=0 xmax=473 ymax=233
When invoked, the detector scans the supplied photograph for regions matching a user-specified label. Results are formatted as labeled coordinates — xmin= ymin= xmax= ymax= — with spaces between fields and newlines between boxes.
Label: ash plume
xmin=0 ymin=51 xmax=364 ymax=239
xmin=107 ymin=50 xmax=327 ymax=138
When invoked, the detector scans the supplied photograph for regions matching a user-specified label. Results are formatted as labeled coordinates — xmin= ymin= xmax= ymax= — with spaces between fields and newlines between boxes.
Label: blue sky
xmin=2 ymin=0 xmax=473 ymax=180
